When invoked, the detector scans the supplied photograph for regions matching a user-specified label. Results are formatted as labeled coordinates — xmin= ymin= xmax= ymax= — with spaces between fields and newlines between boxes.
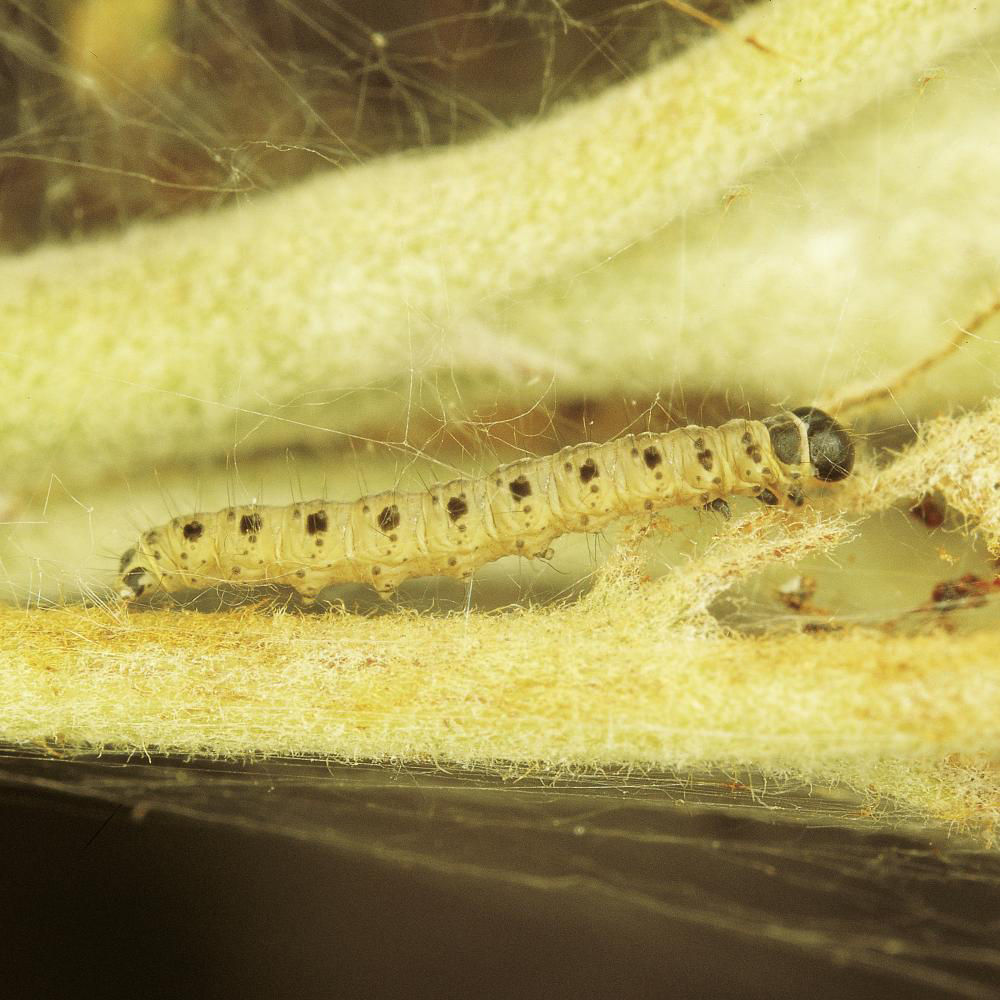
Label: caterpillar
xmin=115 ymin=406 xmax=854 ymax=603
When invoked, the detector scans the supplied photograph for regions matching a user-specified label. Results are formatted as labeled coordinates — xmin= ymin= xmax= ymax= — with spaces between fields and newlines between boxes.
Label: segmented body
xmin=117 ymin=408 xmax=853 ymax=602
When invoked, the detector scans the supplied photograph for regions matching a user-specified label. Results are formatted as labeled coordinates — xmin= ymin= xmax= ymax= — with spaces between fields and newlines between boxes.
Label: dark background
xmin=2 ymin=756 xmax=999 ymax=999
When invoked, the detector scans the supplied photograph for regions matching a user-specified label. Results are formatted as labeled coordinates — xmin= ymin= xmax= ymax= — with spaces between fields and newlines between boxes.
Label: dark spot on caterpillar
xmin=589 ymin=484 xmax=599 ymax=493
xmin=509 ymin=475 xmax=532 ymax=500
xmin=316 ymin=537 xmax=324 ymax=547
xmin=448 ymin=557 xmax=457 ymax=566
xmin=377 ymin=505 xmax=400 ymax=532
xmin=694 ymin=437 xmax=705 ymax=449
xmin=389 ymin=534 xmax=397 ymax=542
xmin=372 ymin=566 xmax=381 ymax=576
xmin=447 ymin=496 xmax=468 ymax=520
xmin=644 ymin=500 xmax=653 ymax=510
xmin=745 ymin=445 xmax=762 ymax=463
xmin=654 ymin=472 xmax=663 ymax=480
xmin=788 ymin=488 xmax=805 ymax=507
xmin=564 ymin=461 xmax=573 ymax=472
xmin=240 ymin=513 xmax=262 ymax=535
xmin=153 ymin=551 xmax=161 ymax=560
xmin=516 ymin=539 xmax=525 ymax=548
xmin=296 ymin=570 xmax=306 ymax=578
xmin=118 ymin=548 xmax=136 ymax=572
xmin=227 ymin=510 xmax=236 ymax=521
xmin=179 ymin=553 xmax=188 ymax=561
xmin=703 ymin=498 xmax=731 ymax=519
xmin=362 ymin=505 xmax=370 ymax=514
xmin=697 ymin=449 xmax=714 ymax=471
xmin=307 ymin=511 xmax=328 ymax=534
xmin=523 ymin=504 xmax=532 ymax=514
xmin=757 ymin=489 xmax=780 ymax=506
xmin=292 ymin=508 xmax=302 ymax=519
xmin=631 ymin=447 xmax=639 ymax=457
xmin=741 ymin=431 xmax=753 ymax=445
xmin=231 ymin=567 xmax=241 ymax=576
xmin=643 ymin=447 xmax=662 ymax=469
xmin=432 ymin=496 xmax=440 ymax=505
xmin=144 ymin=531 xmax=159 ymax=543
xmin=579 ymin=459 xmax=598 ymax=483
xmin=580 ymin=514 xmax=589 ymax=525
xmin=458 ymin=524 xmax=467 ymax=532
xmin=182 ymin=521 xmax=203 ymax=541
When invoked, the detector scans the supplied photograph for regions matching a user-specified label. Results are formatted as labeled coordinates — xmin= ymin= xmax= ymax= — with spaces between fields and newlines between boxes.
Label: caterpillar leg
xmin=755 ymin=487 xmax=808 ymax=509
xmin=703 ymin=498 xmax=732 ymax=519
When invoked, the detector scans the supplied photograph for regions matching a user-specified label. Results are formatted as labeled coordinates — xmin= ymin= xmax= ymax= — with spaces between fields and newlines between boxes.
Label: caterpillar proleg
xmin=116 ymin=407 xmax=854 ymax=603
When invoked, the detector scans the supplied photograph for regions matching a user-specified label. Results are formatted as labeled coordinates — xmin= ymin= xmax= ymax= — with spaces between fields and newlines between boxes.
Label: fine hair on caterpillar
xmin=116 ymin=406 xmax=854 ymax=605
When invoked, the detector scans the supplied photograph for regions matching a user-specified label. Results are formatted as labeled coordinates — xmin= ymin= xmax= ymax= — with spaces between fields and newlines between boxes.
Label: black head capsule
xmin=119 ymin=566 xmax=153 ymax=600
xmin=117 ymin=548 xmax=161 ymax=601
xmin=765 ymin=407 xmax=854 ymax=482
xmin=792 ymin=406 xmax=854 ymax=482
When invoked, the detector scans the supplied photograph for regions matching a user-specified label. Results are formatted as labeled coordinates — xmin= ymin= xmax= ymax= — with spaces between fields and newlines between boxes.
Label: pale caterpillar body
xmin=116 ymin=407 xmax=854 ymax=602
